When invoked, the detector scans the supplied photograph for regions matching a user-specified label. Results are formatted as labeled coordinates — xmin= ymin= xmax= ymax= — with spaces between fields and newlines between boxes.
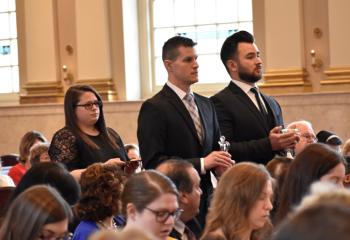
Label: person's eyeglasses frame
xmin=300 ymin=134 xmax=318 ymax=143
xmin=123 ymin=159 xmax=142 ymax=175
xmin=144 ymin=207 xmax=183 ymax=223
xmin=76 ymin=100 xmax=103 ymax=111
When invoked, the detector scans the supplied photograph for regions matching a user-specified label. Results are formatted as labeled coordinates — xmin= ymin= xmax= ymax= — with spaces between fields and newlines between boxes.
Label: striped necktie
xmin=183 ymin=93 xmax=204 ymax=144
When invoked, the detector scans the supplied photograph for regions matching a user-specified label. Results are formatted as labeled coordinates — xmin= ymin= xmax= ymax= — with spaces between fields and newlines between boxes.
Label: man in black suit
xmin=211 ymin=31 xmax=299 ymax=165
xmin=137 ymin=36 xmax=233 ymax=226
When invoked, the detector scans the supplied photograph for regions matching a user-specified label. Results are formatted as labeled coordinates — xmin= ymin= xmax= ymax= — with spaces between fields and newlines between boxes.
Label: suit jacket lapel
xmin=228 ymin=82 xmax=270 ymax=134
xmin=162 ymin=85 xmax=201 ymax=144
xmin=261 ymin=93 xmax=277 ymax=126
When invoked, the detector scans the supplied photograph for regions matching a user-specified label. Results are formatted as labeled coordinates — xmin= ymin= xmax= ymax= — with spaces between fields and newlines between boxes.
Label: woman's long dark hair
xmin=274 ymin=143 xmax=345 ymax=224
xmin=64 ymin=85 xmax=119 ymax=150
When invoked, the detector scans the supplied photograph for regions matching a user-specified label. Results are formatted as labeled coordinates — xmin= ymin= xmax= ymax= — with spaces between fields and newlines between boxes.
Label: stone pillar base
xmin=322 ymin=67 xmax=350 ymax=92
xmin=20 ymin=81 xmax=64 ymax=104
xmin=260 ymin=68 xmax=312 ymax=94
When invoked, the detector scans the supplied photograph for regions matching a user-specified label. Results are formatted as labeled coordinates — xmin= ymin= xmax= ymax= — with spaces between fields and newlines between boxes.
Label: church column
xmin=322 ymin=0 xmax=350 ymax=91
xmin=260 ymin=0 xmax=311 ymax=94
xmin=19 ymin=0 xmax=64 ymax=103
xmin=74 ymin=0 xmax=117 ymax=100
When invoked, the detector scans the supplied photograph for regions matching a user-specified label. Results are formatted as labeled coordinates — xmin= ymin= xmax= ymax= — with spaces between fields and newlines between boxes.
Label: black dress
xmin=49 ymin=127 xmax=128 ymax=171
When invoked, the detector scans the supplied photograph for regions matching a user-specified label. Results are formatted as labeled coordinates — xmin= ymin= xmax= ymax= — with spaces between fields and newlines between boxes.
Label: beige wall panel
xmin=1 ymin=94 xmax=350 ymax=153
xmin=0 ymin=102 xmax=141 ymax=154
xmin=264 ymin=0 xmax=304 ymax=69
xmin=75 ymin=0 xmax=111 ymax=80
xmin=328 ymin=0 xmax=350 ymax=67
xmin=24 ymin=0 xmax=57 ymax=82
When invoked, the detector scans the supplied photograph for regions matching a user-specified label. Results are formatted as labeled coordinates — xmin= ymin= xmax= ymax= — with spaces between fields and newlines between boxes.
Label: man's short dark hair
xmin=162 ymin=35 xmax=197 ymax=61
xmin=220 ymin=30 xmax=255 ymax=73
xmin=157 ymin=159 xmax=195 ymax=193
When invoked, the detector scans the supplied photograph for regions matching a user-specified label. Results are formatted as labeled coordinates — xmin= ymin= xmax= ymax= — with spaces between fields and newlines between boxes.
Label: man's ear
xmin=164 ymin=59 xmax=173 ymax=72
xmin=179 ymin=191 xmax=189 ymax=205
xmin=126 ymin=203 xmax=138 ymax=221
xmin=344 ymin=174 xmax=350 ymax=183
xmin=226 ymin=59 xmax=237 ymax=73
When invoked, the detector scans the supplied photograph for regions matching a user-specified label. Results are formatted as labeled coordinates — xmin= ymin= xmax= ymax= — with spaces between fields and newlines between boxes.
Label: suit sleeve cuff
xmin=200 ymin=158 xmax=206 ymax=174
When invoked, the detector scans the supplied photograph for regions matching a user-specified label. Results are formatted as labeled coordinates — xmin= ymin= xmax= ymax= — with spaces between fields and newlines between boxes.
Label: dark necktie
xmin=184 ymin=226 xmax=196 ymax=240
xmin=250 ymin=87 xmax=268 ymax=117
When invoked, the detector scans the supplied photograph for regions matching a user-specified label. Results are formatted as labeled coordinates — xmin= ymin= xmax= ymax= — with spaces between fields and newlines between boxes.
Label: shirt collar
xmin=231 ymin=79 xmax=258 ymax=94
xmin=173 ymin=219 xmax=186 ymax=236
xmin=166 ymin=81 xmax=193 ymax=100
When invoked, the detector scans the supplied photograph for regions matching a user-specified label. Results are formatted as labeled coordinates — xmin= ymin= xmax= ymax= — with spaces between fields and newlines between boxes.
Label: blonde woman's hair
xmin=202 ymin=162 xmax=272 ymax=240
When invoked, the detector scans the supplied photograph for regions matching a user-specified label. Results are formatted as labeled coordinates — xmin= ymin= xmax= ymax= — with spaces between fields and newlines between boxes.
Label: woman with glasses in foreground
xmin=0 ymin=185 xmax=72 ymax=240
xmin=121 ymin=170 xmax=181 ymax=240
xmin=49 ymin=85 xmax=129 ymax=180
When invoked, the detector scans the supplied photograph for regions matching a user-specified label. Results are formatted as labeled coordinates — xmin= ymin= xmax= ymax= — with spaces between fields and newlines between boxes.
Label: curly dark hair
xmin=75 ymin=163 xmax=124 ymax=221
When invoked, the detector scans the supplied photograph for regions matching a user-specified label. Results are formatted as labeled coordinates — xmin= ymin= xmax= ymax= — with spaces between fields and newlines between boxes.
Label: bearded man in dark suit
xmin=211 ymin=31 xmax=299 ymax=165
xmin=137 ymin=36 xmax=233 ymax=227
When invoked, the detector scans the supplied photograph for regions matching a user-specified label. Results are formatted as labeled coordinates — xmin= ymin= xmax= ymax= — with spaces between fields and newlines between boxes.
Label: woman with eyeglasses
xmin=0 ymin=185 xmax=72 ymax=240
xmin=121 ymin=170 xmax=181 ymax=240
xmin=49 ymin=85 xmax=129 ymax=180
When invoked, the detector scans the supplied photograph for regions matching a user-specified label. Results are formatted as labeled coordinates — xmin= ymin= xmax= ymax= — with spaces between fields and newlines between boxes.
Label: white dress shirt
xmin=231 ymin=79 xmax=267 ymax=113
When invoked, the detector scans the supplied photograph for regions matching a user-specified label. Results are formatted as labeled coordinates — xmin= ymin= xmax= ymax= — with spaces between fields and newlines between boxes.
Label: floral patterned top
xmin=49 ymin=127 xmax=128 ymax=171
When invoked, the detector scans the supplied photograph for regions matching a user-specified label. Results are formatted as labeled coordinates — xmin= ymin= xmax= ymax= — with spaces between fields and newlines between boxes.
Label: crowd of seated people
xmin=1 ymin=85 xmax=350 ymax=240
xmin=0 ymin=134 xmax=349 ymax=239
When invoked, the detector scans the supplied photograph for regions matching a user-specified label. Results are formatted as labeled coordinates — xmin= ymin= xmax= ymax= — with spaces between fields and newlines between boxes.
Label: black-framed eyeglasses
xmin=123 ymin=159 xmax=142 ymax=175
xmin=76 ymin=100 xmax=102 ymax=110
xmin=145 ymin=207 xmax=183 ymax=223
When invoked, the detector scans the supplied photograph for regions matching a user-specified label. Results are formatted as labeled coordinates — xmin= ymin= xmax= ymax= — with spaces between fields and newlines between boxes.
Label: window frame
xmin=0 ymin=0 xmax=20 ymax=95
xmin=139 ymin=0 xmax=261 ymax=98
